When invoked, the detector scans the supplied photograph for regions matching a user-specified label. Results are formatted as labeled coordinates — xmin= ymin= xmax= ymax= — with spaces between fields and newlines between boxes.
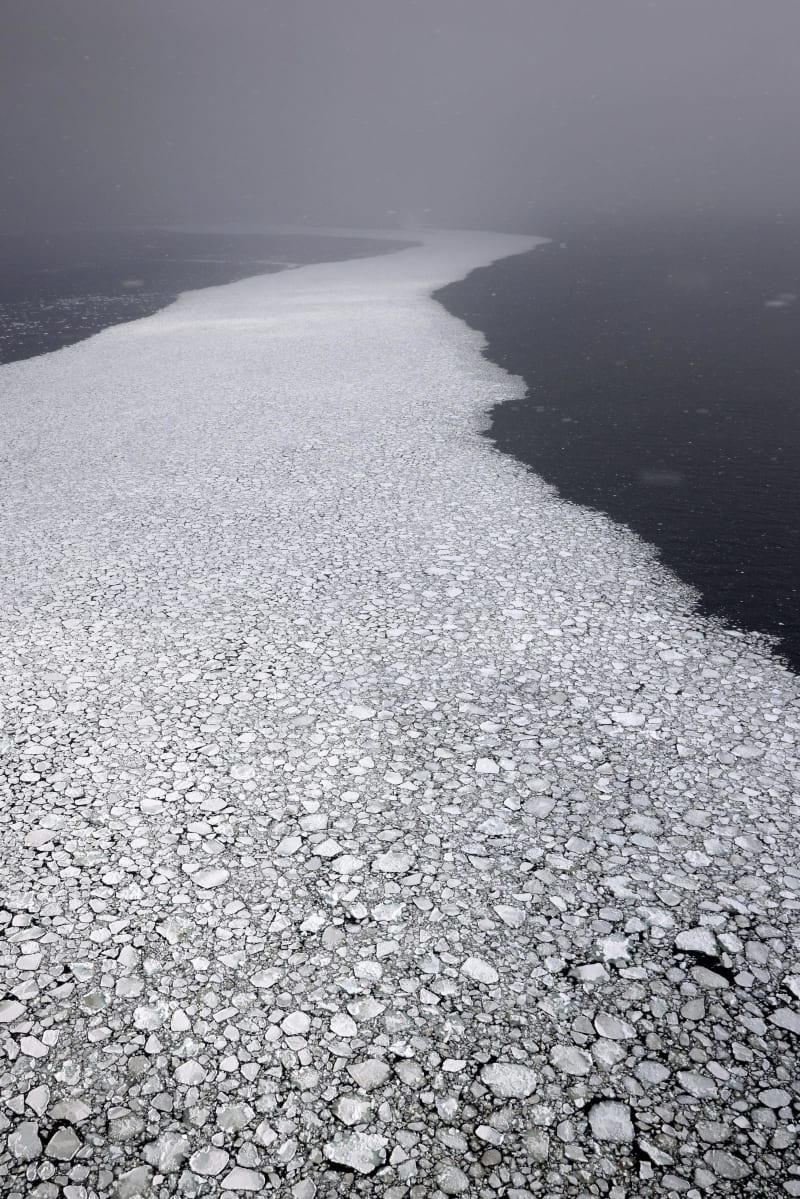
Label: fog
xmin=2 ymin=0 xmax=799 ymax=234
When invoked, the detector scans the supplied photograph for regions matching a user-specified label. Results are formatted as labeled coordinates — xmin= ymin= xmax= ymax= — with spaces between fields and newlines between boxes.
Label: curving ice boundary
xmin=1 ymin=229 xmax=799 ymax=1194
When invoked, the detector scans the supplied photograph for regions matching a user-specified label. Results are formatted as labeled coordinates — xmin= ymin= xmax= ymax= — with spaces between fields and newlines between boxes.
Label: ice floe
xmin=1 ymin=228 xmax=799 ymax=1195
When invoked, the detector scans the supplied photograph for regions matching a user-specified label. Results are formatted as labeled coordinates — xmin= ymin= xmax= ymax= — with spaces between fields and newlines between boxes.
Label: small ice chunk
xmin=588 ymin=1100 xmax=634 ymax=1143
xmin=460 ymin=956 xmax=499 ymax=985
xmin=332 ymin=1094 xmax=372 ymax=1126
xmin=550 ymin=1044 xmax=592 ymax=1076
xmin=346 ymin=705 xmax=376 ymax=721
xmin=0 ymin=1000 xmax=25 ymax=1023
xmin=192 ymin=867 xmax=229 ymax=889
xmin=610 ymin=711 xmax=645 ymax=727
xmin=593 ymin=1012 xmax=636 ymax=1040
xmin=189 ymin=1148 xmax=229 ymax=1176
xmin=221 ymin=1167 xmax=266 ymax=1191
xmin=251 ymin=967 xmax=281 ymax=989
xmin=347 ymin=1059 xmax=390 ymax=1090
xmin=144 ymin=1132 xmax=190 ymax=1173
xmin=331 ymin=854 xmax=365 ymax=876
xmin=494 ymin=904 xmax=525 ymax=927
xmin=230 ymin=763 xmax=255 ymax=780
xmin=475 ymin=758 xmax=499 ymax=774
xmin=175 ymin=1059 xmax=207 ymax=1085
xmin=331 ymin=1012 xmax=358 ymax=1038
xmin=323 ymin=1132 xmax=387 ymax=1174
xmin=45 ymin=1127 xmax=82 ymax=1160
xmin=480 ymin=1061 xmax=537 ymax=1098
xmin=675 ymin=926 xmax=717 ymax=956
xmin=281 ymin=1011 xmax=311 ymax=1036
xmin=770 ymin=1008 xmax=800 ymax=1035
xmin=373 ymin=851 xmax=413 ymax=874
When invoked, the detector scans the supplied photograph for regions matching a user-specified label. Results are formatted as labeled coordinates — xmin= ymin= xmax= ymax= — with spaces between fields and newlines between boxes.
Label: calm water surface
xmin=0 ymin=229 xmax=404 ymax=364
xmin=437 ymin=216 xmax=800 ymax=670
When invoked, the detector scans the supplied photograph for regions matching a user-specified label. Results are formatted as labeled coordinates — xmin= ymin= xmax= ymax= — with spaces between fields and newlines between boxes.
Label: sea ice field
xmin=1 ymin=230 xmax=799 ymax=1197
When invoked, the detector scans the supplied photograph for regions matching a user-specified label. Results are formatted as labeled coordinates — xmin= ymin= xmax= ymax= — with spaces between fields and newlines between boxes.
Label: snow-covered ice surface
xmin=1 ymin=229 xmax=799 ymax=1197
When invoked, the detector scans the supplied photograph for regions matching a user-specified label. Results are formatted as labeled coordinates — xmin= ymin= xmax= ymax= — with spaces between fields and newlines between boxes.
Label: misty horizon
xmin=3 ymin=0 xmax=800 ymax=235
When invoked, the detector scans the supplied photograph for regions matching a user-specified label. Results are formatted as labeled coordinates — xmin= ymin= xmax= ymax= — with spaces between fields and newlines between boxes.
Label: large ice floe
xmin=1 ymin=229 xmax=799 ymax=1198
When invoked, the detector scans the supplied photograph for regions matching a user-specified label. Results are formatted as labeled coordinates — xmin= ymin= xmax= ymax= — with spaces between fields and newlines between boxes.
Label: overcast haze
xmin=2 ymin=0 xmax=799 ymax=233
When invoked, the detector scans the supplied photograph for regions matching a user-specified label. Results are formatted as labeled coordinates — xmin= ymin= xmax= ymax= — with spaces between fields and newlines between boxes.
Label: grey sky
xmin=2 ymin=0 xmax=799 ymax=232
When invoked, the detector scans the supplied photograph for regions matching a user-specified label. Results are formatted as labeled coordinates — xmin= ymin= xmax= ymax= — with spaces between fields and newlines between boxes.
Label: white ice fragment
xmin=275 ymin=835 xmax=302 ymax=856
xmin=20 ymin=1036 xmax=48 ymax=1058
xmin=314 ymin=838 xmax=343 ymax=858
xmin=550 ymin=1044 xmax=592 ymax=1076
xmin=526 ymin=795 xmax=555 ymax=818
xmin=480 ymin=1062 xmax=537 ymax=1098
xmin=479 ymin=817 xmax=514 ymax=836
xmin=281 ymin=1010 xmax=311 ymax=1036
xmin=115 ymin=1166 xmax=153 ymax=1198
xmin=372 ymin=901 xmax=405 ymax=922
xmin=610 ymin=711 xmax=645 ymax=727
xmin=25 ymin=827 xmax=55 ymax=849
xmin=692 ymin=966 xmax=729 ymax=989
xmin=230 ymin=763 xmax=255 ymax=780
xmin=732 ymin=743 xmax=763 ymax=759
xmin=217 ymin=1104 xmax=255 ymax=1132
xmin=588 ymin=1100 xmax=634 ymax=1142
xmin=189 ymin=1148 xmax=229 ymax=1176
xmin=9 ymin=1121 xmax=42 ymax=1160
xmin=346 ymin=705 xmax=376 ymax=721
xmin=460 ymin=956 xmax=499 ymax=985
xmin=175 ymin=1059 xmax=207 ymax=1085
xmin=596 ymin=935 xmax=630 ymax=961
xmin=332 ymin=1094 xmax=372 ymax=1125
xmin=144 ymin=1132 xmax=190 ymax=1173
xmin=785 ymin=976 xmax=800 ymax=1000
xmin=133 ymin=1004 xmax=166 ymax=1031
xmin=221 ymin=1168 xmax=266 ymax=1191
xmin=251 ymin=967 xmax=282 ymax=989
xmin=347 ymin=1059 xmax=391 ymax=1090
xmin=678 ymin=1070 xmax=718 ymax=1098
xmin=770 ymin=1008 xmax=800 ymax=1035
xmin=493 ymin=904 xmax=525 ymax=927
xmin=50 ymin=1099 xmax=91 ymax=1123
xmin=323 ymin=1132 xmax=387 ymax=1174
xmin=704 ymin=1150 xmax=751 ymax=1179
xmin=0 ymin=1000 xmax=25 ymax=1023
xmin=593 ymin=1012 xmax=636 ymax=1040
xmin=200 ymin=795 xmax=228 ymax=813
xmin=331 ymin=1012 xmax=358 ymax=1038
xmin=192 ymin=867 xmax=229 ymax=889
xmin=572 ymin=962 xmax=609 ymax=982
xmin=156 ymin=916 xmax=193 ymax=944
xmin=26 ymin=1085 xmax=50 ymax=1117
xmin=331 ymin=854 xmax=365 ymax=876
xmin=436 ymin=1165 xmax=470 ymax=1194
xmin=675 ymin=926 xmax=718 ymax=956
xmin=45 ymin=1127 xmax=82 ymax=1160
xmin=372 ymin=850 xmax=413 ymax=874
xmin=475 ymin=758 xmax=499 ymax=774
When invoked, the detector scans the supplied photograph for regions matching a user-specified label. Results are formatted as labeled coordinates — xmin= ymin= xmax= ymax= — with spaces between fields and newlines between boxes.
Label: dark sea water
xmin=436 ymin=216 xmax=800 ymax=671
xmin=0 ymin=229 xmax=403 ymax=364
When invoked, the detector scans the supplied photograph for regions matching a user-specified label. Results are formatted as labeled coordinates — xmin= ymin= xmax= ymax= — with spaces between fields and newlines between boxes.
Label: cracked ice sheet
xmin=1 ymin=229 xmax=799 ymax=1197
